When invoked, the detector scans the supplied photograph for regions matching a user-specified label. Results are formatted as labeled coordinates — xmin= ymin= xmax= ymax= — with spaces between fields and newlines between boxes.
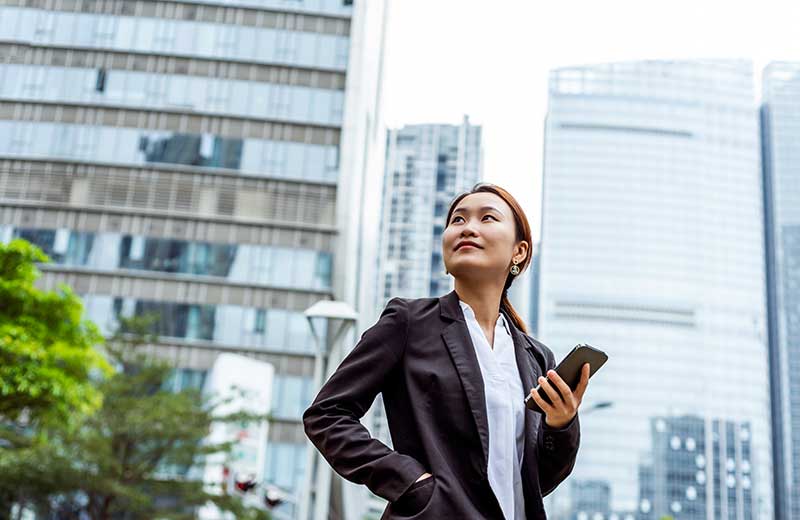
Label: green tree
xmin=0 ymin=239 xmax=110 ymax=437
xmin=6 ymin=314 xmax=271 ymax=520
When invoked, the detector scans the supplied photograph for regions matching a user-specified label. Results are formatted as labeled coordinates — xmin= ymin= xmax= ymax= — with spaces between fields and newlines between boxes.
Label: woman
xmin=303 ymin=183 xmax=591 ymax=519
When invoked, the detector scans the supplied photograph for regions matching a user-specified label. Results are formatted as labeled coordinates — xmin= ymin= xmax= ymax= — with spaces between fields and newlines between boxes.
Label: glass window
xmin=11 ymin=118 xmax=339 ymax=181
xmin=287 ymin=312 xmax=310 ymax=352
xmin=272 ymin=375 xmax=308 ymax=419
xmin=270 ymin=248 xmax=292 ymax=286
xmin=266 ymin=309 xmax=289 ymax=349
xmin=265 ymin=443 xmax=301 ymax=491
xmin=7 ymin=225 xmax=331 ymax=290
xmin=315 ymin=253 xmax=333 ymax=289
xmin=2 ymin=8 xmax=349 ymax=69
xmin=254 ymin=309 xmax=267 ymax=334
xmin=0 ymin=8 xmax=21 ymax=39
xmin=174 ymin=20 xmax=196 ymax=52
xmin=293 ymin=250 xmax=314 ymax=288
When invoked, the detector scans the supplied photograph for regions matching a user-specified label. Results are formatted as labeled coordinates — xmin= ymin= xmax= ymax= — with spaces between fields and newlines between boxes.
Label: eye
xmin=451 ymin=215 xmax=464 ymax=223
xmin=483 ymin=214 xmax=497 ymax=221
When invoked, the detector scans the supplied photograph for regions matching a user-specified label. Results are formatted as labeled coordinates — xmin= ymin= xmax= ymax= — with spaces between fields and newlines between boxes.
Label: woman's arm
xmin=538 ymin=410 xmax=580 ymax=496
xmin=302 ymin=297 xmax=428 ymax=503
xmin=534 ymin=346 xmax=582 ymax=496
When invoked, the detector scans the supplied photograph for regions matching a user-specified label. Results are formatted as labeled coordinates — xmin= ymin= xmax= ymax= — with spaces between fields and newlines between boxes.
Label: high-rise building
xmin=761 ymin=61 xmax=800 ymax=520
xmin=638 ymin=415 xmax=755 ymax=520
xmin=570 ymin=480 xmax=612 ymax=520
xmin=0 ymin=1 xmax=389 ymax=518
xmin=539 ymin=61 xmax=772 ymax=518
xmin=376 ymin=116 xmax=482 ymax=305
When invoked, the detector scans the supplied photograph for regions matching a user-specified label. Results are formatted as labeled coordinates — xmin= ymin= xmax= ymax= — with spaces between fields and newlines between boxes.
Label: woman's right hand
xmin=416 ymin=472 xmax=432 ymax=482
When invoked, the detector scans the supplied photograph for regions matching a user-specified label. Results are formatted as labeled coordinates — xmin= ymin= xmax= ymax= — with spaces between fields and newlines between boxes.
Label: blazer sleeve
xmin=302 ymin=297 xmax=427 ymax=503
xmin=536 ymin=343 xmax=581 ymax=496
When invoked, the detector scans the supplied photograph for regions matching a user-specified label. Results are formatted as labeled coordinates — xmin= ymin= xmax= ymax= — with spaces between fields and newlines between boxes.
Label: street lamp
xmin=298 ymin=299 xmax=359 ymax=520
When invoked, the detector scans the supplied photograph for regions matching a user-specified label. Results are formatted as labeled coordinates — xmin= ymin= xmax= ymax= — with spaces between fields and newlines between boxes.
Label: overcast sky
xmin=381 ymin=0 xmax=800 ymax=242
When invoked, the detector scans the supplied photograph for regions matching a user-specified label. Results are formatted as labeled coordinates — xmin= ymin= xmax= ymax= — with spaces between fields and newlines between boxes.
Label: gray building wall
xmin=0 ymin=1 xmax=388 ymax=518
xmin=761 ymin=61 xmax=800 ymax=520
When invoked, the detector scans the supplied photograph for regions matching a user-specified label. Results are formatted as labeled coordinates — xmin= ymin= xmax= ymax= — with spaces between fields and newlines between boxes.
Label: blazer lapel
xmin=438 ymin=289 xmax=549 ymax=475
xmin=439 ymin=290 xmax=490 ymax=470
xmin=507 ymin=311 xmax=544 ymax=441
xmin=504 ymin=311 xmax=541 ymax=396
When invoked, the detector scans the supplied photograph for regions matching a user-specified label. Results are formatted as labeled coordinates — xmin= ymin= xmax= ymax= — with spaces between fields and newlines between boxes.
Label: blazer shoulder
xmin=387 ymin=295 xmax=439 ymax=315
xmin=522 ymin=332 xmax=556 ymax=367
xmin=523 ymin=332 xmax=550 ymax=352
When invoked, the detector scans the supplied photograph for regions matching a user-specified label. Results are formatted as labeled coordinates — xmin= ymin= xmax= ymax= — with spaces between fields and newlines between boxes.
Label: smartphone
xmin=524 ymin=343 xmax=608 ymax=413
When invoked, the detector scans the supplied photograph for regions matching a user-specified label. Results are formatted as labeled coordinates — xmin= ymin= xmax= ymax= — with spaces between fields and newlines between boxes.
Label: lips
xmin=455 ymin=242 xmax=481 ymax=251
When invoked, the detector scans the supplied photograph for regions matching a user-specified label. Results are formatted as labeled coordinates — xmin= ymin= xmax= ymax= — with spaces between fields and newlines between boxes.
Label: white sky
xmin=382 ymin=0 xmax=800 ymax=242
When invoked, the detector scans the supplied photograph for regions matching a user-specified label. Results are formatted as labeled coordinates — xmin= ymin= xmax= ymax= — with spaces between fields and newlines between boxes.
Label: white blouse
xmin=459 ymin=299 xmax=526 ymax=520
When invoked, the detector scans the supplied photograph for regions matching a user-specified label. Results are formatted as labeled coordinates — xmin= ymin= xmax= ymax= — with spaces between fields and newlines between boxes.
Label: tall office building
xmin=638 ymin=415 xmax=755 ymax=520
xmin=0 ymin=1 xmax=389 ymax=518
xmin=376 ymin=116 xmax=482 ymax=305
xmin=761 ymin=62 xmax=800 ymax=520
xmin=539 ymin=61 xmax=772 ymax=518
xmin=568 ymin=480 xmax=612 ymax=520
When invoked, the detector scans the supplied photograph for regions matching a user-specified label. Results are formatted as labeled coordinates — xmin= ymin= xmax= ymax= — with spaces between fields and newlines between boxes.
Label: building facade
xmin=638 ymin=415 xmax=755 ymax=520
xmin=538 ymin=60 xmax=772 ymax=519
xmin=0 ymin=1 xmax=389 ymax=518
xmin=761 ymin=61 xmax=800 ymax=520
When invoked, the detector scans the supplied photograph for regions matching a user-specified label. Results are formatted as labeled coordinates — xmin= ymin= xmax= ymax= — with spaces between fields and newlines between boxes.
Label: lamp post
xmin=298 ymin=300 xmax=359 ymax=520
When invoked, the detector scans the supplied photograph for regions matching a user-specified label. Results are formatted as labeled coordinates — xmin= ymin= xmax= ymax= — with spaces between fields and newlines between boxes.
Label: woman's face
xmin=442 ymin=192 xmax=527 ymax=283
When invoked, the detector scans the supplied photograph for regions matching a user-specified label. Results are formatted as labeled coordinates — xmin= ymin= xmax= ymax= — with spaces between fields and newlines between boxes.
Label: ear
xmin=514 ymin=240 xmax=529 ymax=264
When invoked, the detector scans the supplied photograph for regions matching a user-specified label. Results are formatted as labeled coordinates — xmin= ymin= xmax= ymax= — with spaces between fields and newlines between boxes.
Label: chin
xmin=449 ymin=260 xmax=488 ymax=277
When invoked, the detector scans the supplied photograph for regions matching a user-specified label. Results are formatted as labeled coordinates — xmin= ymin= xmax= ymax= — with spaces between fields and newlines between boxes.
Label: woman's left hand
xmin=530 ymin=363 xmax=590 ymax=429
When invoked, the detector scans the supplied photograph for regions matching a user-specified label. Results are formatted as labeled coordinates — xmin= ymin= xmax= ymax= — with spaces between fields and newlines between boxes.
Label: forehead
xmin=452 ymin=192 xmax=510 ymax=215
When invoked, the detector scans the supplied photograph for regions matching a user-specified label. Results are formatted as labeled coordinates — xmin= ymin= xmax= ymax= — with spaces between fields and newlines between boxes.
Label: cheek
xmin=441 ymin=228 xmax=455 ymax=246
xmin=485 ymin=227 xmax=515 ymax=247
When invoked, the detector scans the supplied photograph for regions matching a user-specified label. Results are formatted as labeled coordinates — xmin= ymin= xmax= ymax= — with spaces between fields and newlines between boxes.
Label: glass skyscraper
xmin=761 ymin=61 xmax=800 ymax=520
xmin=0 ymin=1 xmax=389 ymax=518
xmin=538 ymin=60 xmax=772 ymax=519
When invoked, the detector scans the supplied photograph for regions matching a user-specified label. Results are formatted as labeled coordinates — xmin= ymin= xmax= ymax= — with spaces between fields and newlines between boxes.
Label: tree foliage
xmin=0 ymin=240 xmax=269 ymax=519
xmin=0 ymin=239 xmax=110 ymax=432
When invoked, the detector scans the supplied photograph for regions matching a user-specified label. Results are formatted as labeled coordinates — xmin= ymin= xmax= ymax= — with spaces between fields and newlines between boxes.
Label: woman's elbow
xmin=302 ymin=402 xmax=323 ymax=445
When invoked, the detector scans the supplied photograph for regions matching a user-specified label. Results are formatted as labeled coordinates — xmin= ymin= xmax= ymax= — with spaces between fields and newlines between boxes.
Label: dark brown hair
xmin=445 ymin=182 xmax=532 ymax=335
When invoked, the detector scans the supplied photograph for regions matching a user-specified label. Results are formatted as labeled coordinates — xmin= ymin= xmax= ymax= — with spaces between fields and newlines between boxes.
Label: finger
xmin=574 ymin=363 xmax=591 ymax=401
xmin=546 ymin=369 xmax=574 ymax=404
xmin=530 ymin=387 xmax=554 ymax=415
xmin=537 ymin=375 xmax=564 ymax=407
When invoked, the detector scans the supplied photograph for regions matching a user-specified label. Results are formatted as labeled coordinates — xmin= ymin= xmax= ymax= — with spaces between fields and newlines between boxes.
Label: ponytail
xmin=501 ymin=278 xmax=528 ymax=335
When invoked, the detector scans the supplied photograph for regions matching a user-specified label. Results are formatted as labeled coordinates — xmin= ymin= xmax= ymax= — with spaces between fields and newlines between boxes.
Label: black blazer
xmin=302 ymin=289 xmax=580 ymax=519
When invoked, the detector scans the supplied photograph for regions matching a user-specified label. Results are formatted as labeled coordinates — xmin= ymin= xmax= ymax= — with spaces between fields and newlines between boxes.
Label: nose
xmin=460 ymin=219 xmax=479 ymax=236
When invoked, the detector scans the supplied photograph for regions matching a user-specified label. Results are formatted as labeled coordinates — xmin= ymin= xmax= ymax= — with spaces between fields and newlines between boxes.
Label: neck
xmin=454 ymin=279 xmax=505 ymax=331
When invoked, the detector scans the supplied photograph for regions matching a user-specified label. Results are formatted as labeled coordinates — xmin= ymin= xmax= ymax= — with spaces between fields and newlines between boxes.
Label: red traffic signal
xmin=264 ymin=487 xmax=283 ymax=508
xmin=234 ymin=473 xmax=257 ymax=493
